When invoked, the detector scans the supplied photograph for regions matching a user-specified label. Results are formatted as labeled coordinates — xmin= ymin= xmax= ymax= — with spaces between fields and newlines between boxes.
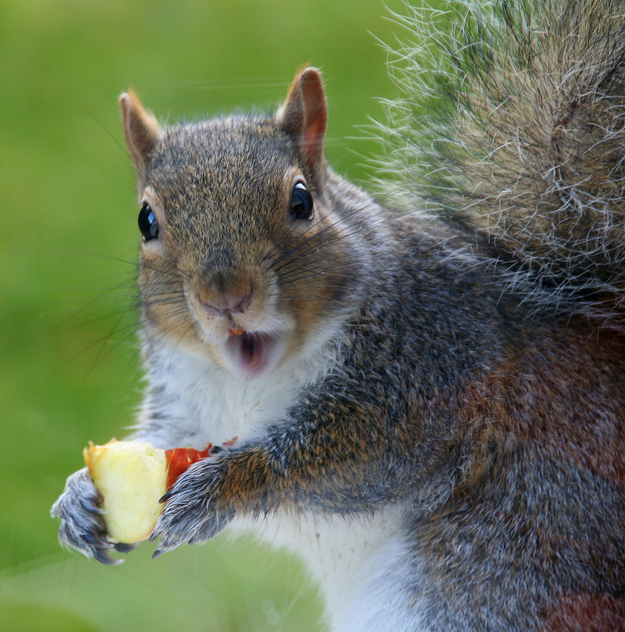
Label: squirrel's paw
xmin=51 ymin=467 xmax=130 ymax=565
xmin=150 ymin=458 xmax=235 ymax=557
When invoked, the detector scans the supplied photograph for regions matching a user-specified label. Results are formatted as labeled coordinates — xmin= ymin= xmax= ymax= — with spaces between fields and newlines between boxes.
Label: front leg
xmin=151 ymin=445 xmax=281 ymax=554
xmin=52 ymin=467 xmax=136 ymax=564
xmin=151 ymin=389 xmax=414 ymax=555
xmin=151 ymin=456 xmax=235 ymax=554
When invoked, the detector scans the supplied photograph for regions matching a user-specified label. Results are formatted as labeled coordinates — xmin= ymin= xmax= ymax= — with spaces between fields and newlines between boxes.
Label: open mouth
xmin=223 ymin=330 xmax=284 ymax=377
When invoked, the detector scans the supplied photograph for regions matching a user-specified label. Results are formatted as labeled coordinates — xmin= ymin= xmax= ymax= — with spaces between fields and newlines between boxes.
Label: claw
xmin=159 ymin=490 xmax=174 ymax=503
xmin=113 ymin=542 xmax=137 ymax=554
xmin=93 ymin=548 xmax=124 ymax=565
xmin=79 ymin=497 xmax=103 ymax=514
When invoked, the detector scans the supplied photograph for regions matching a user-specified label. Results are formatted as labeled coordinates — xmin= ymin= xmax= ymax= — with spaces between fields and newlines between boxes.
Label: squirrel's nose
xmin=196 ymin=280 xmax=254 ymax=318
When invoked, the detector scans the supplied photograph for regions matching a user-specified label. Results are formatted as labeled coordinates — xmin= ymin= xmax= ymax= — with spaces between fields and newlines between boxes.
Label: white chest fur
xmin=137 ymin=339 xmax=426 ymax=631
xmin=232 ymin=506 xmax=426 ymax=632
xmin=137 ymin=325 xmax=344 ymax=448
xmin=138 ymin=349 xmax=313 ymax=449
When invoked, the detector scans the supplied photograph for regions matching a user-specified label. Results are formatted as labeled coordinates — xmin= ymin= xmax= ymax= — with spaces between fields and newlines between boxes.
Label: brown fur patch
xmin=463 ymin=324 xmax=625 ymax=490
xmin=545 ymin=593 xmax=625 ymax=632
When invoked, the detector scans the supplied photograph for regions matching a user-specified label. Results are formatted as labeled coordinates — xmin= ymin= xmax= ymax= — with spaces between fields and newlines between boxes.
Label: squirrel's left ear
xmin=278 ymin=67 xmax=328 ymax=185
xmin=119 ymin=90 xmax=160 ymax=179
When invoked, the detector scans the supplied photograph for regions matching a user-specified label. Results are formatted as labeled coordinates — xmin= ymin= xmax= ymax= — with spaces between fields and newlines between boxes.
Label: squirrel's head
xmin=120 ymin=69 xmax=368 ymax=378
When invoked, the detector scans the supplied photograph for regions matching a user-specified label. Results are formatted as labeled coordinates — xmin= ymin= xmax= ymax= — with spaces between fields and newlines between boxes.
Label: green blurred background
xmin=0 ymin=0 xmax=432 ymax=629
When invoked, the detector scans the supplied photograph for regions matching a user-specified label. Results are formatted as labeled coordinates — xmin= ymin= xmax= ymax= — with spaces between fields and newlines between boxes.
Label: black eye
xmin=289 ymin=182 xmax=314 ymax=220
xmin=138 ymin=202 xmax=159 ymax=241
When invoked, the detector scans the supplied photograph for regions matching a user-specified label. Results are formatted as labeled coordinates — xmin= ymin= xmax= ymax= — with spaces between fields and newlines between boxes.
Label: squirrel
xmin=52 ymin=0 xmax=625 ymax=630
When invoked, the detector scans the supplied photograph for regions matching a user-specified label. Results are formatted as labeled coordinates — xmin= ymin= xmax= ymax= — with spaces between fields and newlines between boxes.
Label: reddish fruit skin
xmin=165 ymin=445 xmax=211 ymax=490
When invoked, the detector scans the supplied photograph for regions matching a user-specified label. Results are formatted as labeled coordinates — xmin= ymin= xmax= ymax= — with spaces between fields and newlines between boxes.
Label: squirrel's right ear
xmin=119 ymin=90 xmax=160 ymax=176
xmin=277 ymin=68 xmax=328 ymax=185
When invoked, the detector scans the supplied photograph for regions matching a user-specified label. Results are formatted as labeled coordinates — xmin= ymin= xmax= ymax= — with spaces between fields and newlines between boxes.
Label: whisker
xmin=87 ymin=309 xmax=139 ymax=374
xmin=270 ymin=201 xmax=395 ymax=276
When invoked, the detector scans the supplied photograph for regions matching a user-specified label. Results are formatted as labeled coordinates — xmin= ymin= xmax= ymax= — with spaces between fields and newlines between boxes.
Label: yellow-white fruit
xmin=84 ymin=439 xmax=167 ymax=543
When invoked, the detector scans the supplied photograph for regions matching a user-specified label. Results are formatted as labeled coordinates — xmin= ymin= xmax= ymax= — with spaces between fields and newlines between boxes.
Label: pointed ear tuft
xmin=119 ymin=90 xmax=160 ymax=176
xmin=278 ymin=67 xmax=328 ymax=184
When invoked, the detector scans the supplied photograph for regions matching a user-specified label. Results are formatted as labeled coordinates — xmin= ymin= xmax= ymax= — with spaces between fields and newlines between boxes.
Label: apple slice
xmin=84 ymin=439 xmax=211 ymax=544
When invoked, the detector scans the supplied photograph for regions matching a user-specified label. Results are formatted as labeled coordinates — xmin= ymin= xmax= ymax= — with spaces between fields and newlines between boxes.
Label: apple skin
xmin=165 ymin=445 xmax=211 ymax=491
xmin=84 ymin=440 xmax=211 ymax=544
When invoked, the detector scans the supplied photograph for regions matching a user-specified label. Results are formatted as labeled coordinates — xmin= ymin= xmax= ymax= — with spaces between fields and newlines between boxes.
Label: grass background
xmin=0 ymin=0 xmax=435 ymax=629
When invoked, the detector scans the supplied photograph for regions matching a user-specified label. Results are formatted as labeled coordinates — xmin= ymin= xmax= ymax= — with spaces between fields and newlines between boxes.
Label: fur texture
xmin=379 ymin=0 xmax=625 ymax=327
xmin=52 ymin=2 xmax=625 ymax=630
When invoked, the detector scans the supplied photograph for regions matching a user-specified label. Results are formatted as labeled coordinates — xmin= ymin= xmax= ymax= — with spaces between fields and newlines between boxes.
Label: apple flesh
xmin=84 ymin=439 xmax=210 ymax=544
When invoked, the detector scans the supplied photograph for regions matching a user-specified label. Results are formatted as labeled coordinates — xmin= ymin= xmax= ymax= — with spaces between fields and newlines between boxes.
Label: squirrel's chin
xmin=220 ymin=331 xmax=286 ymax=378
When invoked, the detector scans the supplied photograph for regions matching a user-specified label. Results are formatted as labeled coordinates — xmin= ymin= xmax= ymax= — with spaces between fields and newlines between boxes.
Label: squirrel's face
xmin=121 ymin=70 xmax=363 ymax=379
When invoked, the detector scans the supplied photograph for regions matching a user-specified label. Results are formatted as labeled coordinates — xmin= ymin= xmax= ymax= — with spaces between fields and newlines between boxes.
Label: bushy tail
xmin=380 ymin=0 xmax=625 ymax=328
